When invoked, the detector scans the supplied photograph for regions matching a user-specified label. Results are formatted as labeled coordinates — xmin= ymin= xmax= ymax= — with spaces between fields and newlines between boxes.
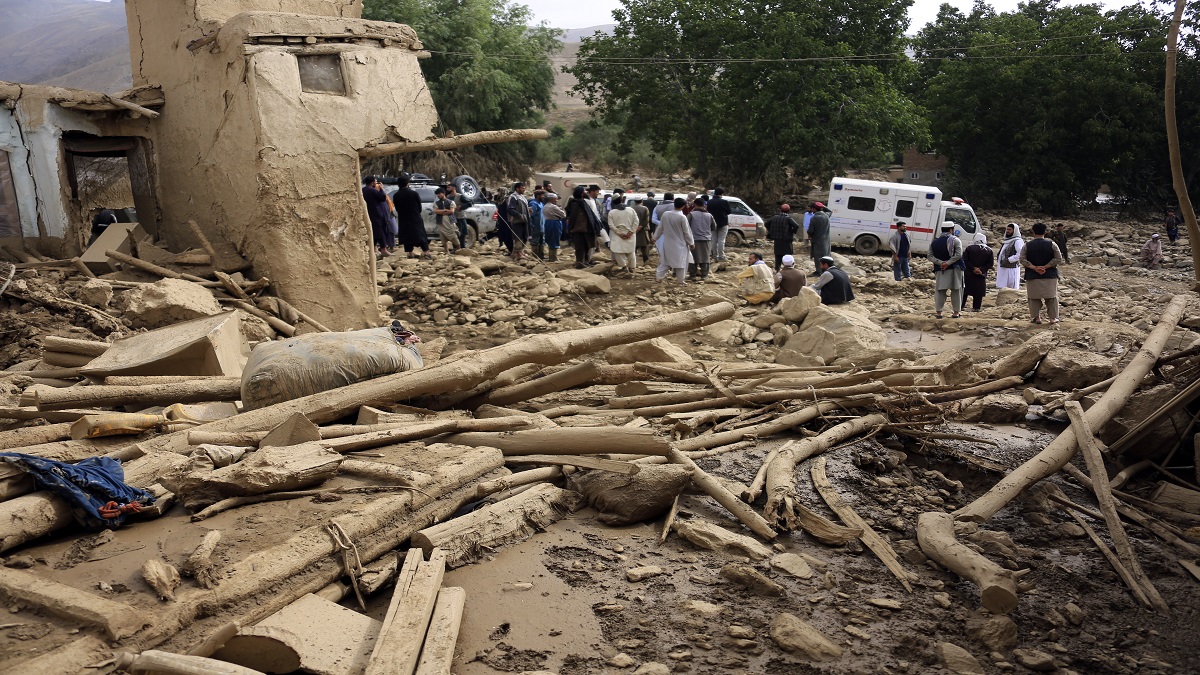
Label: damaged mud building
xmin=1 ymin=0 xmax=510 ymax=330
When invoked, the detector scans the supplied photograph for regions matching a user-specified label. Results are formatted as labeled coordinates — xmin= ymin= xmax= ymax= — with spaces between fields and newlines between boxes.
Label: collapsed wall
xmin=124 ymin=0 xmax=439 ymax=330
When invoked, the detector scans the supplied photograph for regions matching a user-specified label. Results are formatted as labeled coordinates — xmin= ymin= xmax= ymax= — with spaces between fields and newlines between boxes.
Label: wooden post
xmin=1064 ymin=401 xmax=1169 ymax=613
xmin=366 ymin=549 xmax=447 ymax=675
xmin=470 ymin=361 xmax=601 ymax=408
xmin=444 ymin=427 xmax=669 ymax=457
xmin=666 ymin=448 xmax=776 ymax=541
xmin=43 ymin=336 xmax=109 ymax=356
xmin=106 ymin=249 xmax=211 ymax=284
xmin=414 ymin=587 xmax=466 ymax=675
xmin=36 ymin=379 xmax=242 ymax=410
xmin=359 ymin=128 xmax=550 ymax=158
xmin=917 ymin=512 xmax=1019 ymax=613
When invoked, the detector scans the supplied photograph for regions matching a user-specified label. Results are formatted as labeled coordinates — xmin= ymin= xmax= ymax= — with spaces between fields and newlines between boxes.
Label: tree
xmin=363 ymin=0 xmax=560 ymax=171
xmin=912 ymin=0 xmax=1199 ymax=215
xmin=569 ymin=0 xmax=926 ymax=196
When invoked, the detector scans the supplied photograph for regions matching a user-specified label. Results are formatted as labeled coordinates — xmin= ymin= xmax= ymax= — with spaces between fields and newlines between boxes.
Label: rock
xmin=727 ymin=625 xmax=755 ymax=639
xmin=1036 ymin=348 xmax=1114 ymax=390
xmin=938 ymin=642 xmax=985 ymax=675
xmin=779 ymin=287 xmax=822 ymax=323
xmin=779 ymin=326 xmax=837 ymax=364
xmin=555 ymin=269 xmax=610 ymax=294
xmin=672 ymin=518 xmax=773 ymax=560
xmin=626 ymin=566 xmax=666 ymax=582
xmin=958 ymin=393 xmax=1029 ymax=423
xmin=751 ymin=313 xmax=787 ymax=329
xmin=989 ymin=331 xmax=1057 ymax=379
xmin=695 ymin=291 xmax=730 ymax=307
xmin=770 ymin=323 xmax=795 ymax=346
xmin=462 ymin=265 xmax=485 ymax=279
xmin=769 ymin=613 xmax=842 ymax=660
xmin=605 ymin=337 xmax=691 ymax=364
xmin=1012 ymin=648 xmax=1057 ymax=672
xmin=995 ymin=287 xmax=1023 ymax=306
xmin=140 ymin=558 xmax=181 ymax=601
xmin=700 ymin=319 xmax=739 ymax=343
xmin=965 ymin=612 xmax=1018 ymax=651
xmin=912 ymin=348 xmax=985 ymax=386
xmin=115 ymin=278 xmax=222 ymax=329
xmin=791 ymin=304 xmax=888 ymax=366
xmin=866 ymin=598 xmax=903 ymax=610
xmin=632 ymin=663 xmax=670 ymax=675
xmin=1063 ymin=602 xmax=1085 ymax=625
xmin=572 ymin=465 xmax=692 ymax=526
xmin=720 ymin=563 xmax=786 ymax=597
xmin=608 ymin=652 xmax=636 ymax=668
xmin=769 ymin=553 xmax=814 ymax=580
xmin=681 ymin=600 xmax=723 ymax=617
xmin=377 ymin=294 xmax=394 ymax=307
xmin=234 ymin=309 xmax=275 ymax=343
xmin=490 ymin=308 xmax=526 ymax=323
xmin=76 ymin=279 xmax=114 ymax=308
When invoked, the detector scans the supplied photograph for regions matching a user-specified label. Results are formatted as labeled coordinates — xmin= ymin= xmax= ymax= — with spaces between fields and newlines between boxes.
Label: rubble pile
xmin=0 ymin=217 xmax=1198 ymax=674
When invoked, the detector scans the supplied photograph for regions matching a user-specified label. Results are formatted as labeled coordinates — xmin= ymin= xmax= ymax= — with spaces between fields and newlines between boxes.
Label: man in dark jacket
xmin=1049 ymin=223 xmax=1070 ymax=263
xmin=362 ymin=176 xmax=392 ymax=258
xmin=809 ymin=256 xmax=853 ymax=305
xmin=807 ymin=202 xmax=831 ymax=273
xmin=392 ymin=174 xmax=429 ymax=259
xmin=708 ymin=188 xmax=733 ymax=262
xmin=1019 ymin=222 xmax=1063 ymax=324
xmin=766 ymin=203 xmax=799 ymax=271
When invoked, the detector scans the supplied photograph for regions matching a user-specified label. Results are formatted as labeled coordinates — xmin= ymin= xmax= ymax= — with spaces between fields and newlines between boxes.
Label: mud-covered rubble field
xmin=0 ymin=209 xmax=1198 ymax=675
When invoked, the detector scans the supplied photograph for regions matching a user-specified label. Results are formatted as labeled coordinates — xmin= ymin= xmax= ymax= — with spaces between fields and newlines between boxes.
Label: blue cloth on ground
xmin=0 ymin=453 xmax=154 ymax=530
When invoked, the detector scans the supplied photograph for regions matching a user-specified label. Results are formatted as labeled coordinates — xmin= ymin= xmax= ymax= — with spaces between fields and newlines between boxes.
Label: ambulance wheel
xmin=725 ymin=229 xmax=745 ymax=248
xmin=854 ymin=235 xmax=881 ymax=255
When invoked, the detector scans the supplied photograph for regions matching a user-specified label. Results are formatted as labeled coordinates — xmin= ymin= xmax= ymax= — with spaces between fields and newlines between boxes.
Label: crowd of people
xmin=363 ymin=173 xmax=1184 ymax=327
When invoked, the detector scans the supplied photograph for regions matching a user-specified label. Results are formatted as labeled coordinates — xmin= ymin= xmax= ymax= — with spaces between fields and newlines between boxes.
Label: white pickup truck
xmin=383 ymin=175 xmax=496 ymax=246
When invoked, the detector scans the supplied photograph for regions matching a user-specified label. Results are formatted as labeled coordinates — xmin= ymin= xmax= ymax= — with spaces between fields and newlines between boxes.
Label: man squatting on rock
xmin=809 ymin=255 xmax=854 ymax=305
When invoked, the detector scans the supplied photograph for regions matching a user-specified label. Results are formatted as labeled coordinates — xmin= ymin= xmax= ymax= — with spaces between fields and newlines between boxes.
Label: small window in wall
xmin=298 ymin=54 xmax=346 ymax=95
xmin=895 ymin=200 xmax=914 ymax=218
xmin=909 ymin=172 xmax=919 ymax=179
xmin=935 ymin=171 xmax=944 ymax=179
xmin=0 ymin=151 xmax=21 ymax=238
xmin=847 ymin=196 xmax=876 ymax=212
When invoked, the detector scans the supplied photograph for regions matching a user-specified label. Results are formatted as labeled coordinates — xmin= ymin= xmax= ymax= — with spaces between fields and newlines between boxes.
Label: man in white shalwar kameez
xmin=996 ymin=223 xmax=1024 ymax=289
xmin=656 ymin=197 xmax=695 ymax=284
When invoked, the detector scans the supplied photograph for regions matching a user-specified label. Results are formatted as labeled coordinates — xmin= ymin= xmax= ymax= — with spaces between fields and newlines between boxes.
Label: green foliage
xmin=568 ymin=0 xmax=927 ymax=198
xmin=912 ymin=0 xmax=1200 ymax=215
xmin=362 ymin=0 xmax=560 ymax=171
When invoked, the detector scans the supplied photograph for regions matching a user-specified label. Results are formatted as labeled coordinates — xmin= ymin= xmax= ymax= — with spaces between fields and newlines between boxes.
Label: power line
xmin=424 ymin=26 xmax=1180 ymax=66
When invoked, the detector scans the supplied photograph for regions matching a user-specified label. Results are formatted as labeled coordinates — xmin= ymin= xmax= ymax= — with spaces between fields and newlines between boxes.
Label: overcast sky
xmin=526 ymin=0 xmax=1127 ymax=33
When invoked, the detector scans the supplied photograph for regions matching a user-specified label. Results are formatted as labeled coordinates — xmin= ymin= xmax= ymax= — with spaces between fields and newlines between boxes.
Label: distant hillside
xmin=0 ymin=0 xmax=130 ymax=93
xmin=560 ymin=24 xmax=615 ymax=42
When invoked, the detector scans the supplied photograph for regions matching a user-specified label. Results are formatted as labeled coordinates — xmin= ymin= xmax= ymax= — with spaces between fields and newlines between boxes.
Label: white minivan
xmin=825 ymin=177 xmax=980 ymax=255
xmin=605 ymin=192 xmax=766 ymax=247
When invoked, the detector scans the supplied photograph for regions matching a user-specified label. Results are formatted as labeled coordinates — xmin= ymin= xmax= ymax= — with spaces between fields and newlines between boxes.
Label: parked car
xmin=381 ymin=174 xmax=496 ymax=245
xmin=597 ymin=191 xmax=766 ymax=248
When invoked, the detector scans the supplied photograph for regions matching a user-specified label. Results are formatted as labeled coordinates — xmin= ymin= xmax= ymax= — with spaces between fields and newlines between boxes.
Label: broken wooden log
xmin=0 ymin=567 xmax=150 ymax=639
xmin=229 ymin=300 xmax=296 ymax=337
xmin=114 ymin=650 xmax=264 ymax=675
xmin=0 ymin=406 xmax=101 ymax=422
xmin=106 ymin=249 xmax=213 ymax=285
xmin=40 ymin=351 xmax=96 ymax=368
xmin=812 ymin=456 xmax=914 ymax=592
xmin=129 ymin=303 xmax=737 ymax=456
xmin=143 ymin=558 xmax=183 ymax=601
xmin=1062 ymin=463 xmax=1200 ymax=556
xmin=445 ymin=427 xmax=670 ymax=457
xmin=763 ymin=413 xmax=889 ymax=533
xmin=1049 ymin=489 xmax=1152 ymax=607
xmin=674 ymin=397 xmax=875 ymax=453
xmin=921 ymin=376 xmax=1025 ymax=404
xmin=667 ymin=447 xmax=776 ymax=540
xmin=631 ymin=383 xmax=886 ymax=417
xmin=1151 ymin=481 xmax=1200 ymax=514
xmin=0 ymin=421 xmax=73 ymax=448
xmin=42 ymin=335 xmax=109 ymax=356
xmin=1065 ymin=400 xmax=1169 ymax=613
xmin=187 ymin=220 xmax=221 ymax=269
xmin=414 ymin=586 xmax=467 ymax=675
xmin=468 ymin=360 xmax=601 ymax=408
xmin=507 ymin=454 xmax=638 ymax=474
xmin=475 ymin=467 xmax=562 ymax=498
xmin=411 ymin=484 xmax=583 ymax=567
xmin=366 ymin=548 xmax=447 ymax=675
xmin=182 ymin=530 xmax=223 ymax=589
xmin=953 ymin=294 xmax=1188 ymax=523
xmin=321 ymin=416 xmax=536 ymax=453
xmin=340 ymin=459 xmax=434 ymax=487
xmin=917 ymin=511 xmax=1019 ymax=613
xmin=36 ymin=379 xmax=242 ymax=411
xmin=359 ymin=128 xmax=550 ymax=158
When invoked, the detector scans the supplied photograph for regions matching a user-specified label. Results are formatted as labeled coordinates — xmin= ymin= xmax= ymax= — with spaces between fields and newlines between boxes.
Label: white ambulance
xmin=825 ymin=177 xmax=981 ymax=255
